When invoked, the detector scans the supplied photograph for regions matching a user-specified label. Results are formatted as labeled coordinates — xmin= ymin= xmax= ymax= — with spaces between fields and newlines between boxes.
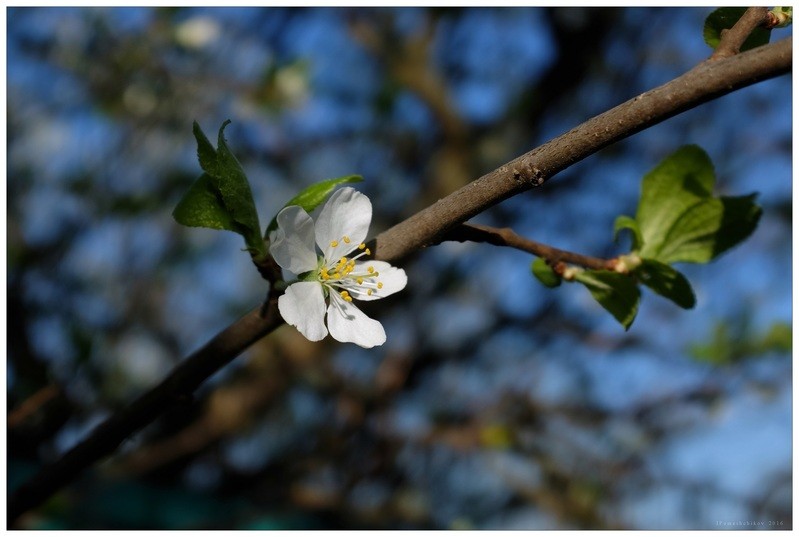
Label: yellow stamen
xmin=367 ymin=266 xmax=375 ymax=274
xmin=340 ymin=290 xmax=352 ymax=302
xmin=343 ymin=236 xmax=351 ymax=244
xmin=377 ymin=282 xmax=384 ymax=289
xmin=357 ymin=277 xmax=364 ymax=285
xmin=358 ymin=243 xmax=366 ymax=250
xmin=367 ymin=289 xmax=373 ymax=296
xmin=365 ymin=248 xmax=371 ymax=255
xmin=330 ymin=240 xmax=339 ymax=248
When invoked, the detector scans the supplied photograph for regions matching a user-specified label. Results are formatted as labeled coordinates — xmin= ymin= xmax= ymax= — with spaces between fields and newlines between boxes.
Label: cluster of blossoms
xmin=269 ymin=187 xmax=407 ymax=348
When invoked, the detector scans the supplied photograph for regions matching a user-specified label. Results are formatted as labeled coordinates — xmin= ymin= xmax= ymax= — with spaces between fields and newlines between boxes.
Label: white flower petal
xmin=350 ymin=261 xmax=408 ymax=301
xmin=327 ymin=292 xmax=386 ymax=348
xmin=269 ymin=206 xmax=318 ymax=274
xmin=278 ymin=282 xmax=328 ymax=342
xmin=315 ymin=187 xmax=372 ymax=260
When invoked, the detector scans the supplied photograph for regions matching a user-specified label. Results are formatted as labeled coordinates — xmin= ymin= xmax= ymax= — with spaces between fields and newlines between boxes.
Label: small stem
xmin=442 ymin=223 xmax=615 ymax=271
xmin=710 ymin=7 xmax=770 ymax=60
xmin=252 ymin=252 xmax=282 ymax=284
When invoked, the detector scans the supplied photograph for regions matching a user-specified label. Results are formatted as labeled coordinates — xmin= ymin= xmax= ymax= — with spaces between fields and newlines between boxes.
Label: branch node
xmin=512 ymin=162 xmax=546 ymax=188
xmin=252 ymin=254 xmax=282 ymax=284
xmin=710 ymin=7 xmax=770 ymax=60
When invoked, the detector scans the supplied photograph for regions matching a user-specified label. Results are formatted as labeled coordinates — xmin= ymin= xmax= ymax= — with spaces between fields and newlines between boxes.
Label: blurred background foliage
xmin=7 ymin=6 xmax=792 ymax=530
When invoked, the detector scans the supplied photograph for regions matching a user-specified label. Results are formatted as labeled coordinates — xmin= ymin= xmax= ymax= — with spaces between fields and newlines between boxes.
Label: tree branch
xmin=8 ymin=296 xmax=283 ymax=525
xmin=710 ymin=7 xmax=770 ymax=59
xmin=8 ymin=385 xmax=61 ymax=429
xmin=442 ymin=223 xmax=613 ymax=271
xmin=372 ymin=37 xmax=791 ymax=265
xmin=8 ymin=35 xmax=791 ymax=526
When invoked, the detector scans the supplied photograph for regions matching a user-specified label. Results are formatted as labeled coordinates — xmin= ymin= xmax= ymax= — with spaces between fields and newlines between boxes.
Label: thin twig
xmin=442 ymin=223 xmax=614 ymax=271
xmin=710 ymin=7 xmax=770 ymax=60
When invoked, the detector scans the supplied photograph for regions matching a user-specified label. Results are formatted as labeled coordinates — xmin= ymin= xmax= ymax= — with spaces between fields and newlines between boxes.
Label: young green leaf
xmin=264 ymin=174 xmax=363 ymax=238
xmin=635 ymin=145 xmax=761 ymax=264
xmin=704 ymin=7 xmax=772 ymax=52
xmin=531 ymin=257 xmax=561 ymax=288
xmin=212 ymin=121 xmax=263 ymax=250
xmin=636 ymin=145 xmax=714 ymax=257
xmin=636 ymin=258 xmax=695 ymax=309
xmin=173 ymin=121 xmax=265 ymax=258
xmin=173 ymin=173 xmax=237 ymax=231
xmin=574 ymin=270 xmax=640 ymax=330
xmin=613 ymin=215 xmax=643 ymax=250
xmin=653 ymin=194 xmax=761 ymax=264
xmin=192 ymin=120 xmax=218 ymax=175
xmin=533 ymin=145 xmax=762 ymax=330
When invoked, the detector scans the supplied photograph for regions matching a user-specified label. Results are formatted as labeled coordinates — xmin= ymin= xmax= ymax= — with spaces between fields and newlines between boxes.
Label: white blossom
xmin=269 ymin=187 xmax=407 ymax=348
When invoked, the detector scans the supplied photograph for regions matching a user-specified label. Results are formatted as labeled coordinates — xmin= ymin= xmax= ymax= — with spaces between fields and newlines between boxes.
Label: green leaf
xmin=654 ymin=194 xmax=761 ymax=264
xmin=264 ymin=174 xmax=363 ymax=237
xmin=174 ymin=121 xmax=265 ymax=258
xmin=613 ymin=215 xmax=643 ymax=250
xmin=758 ymin=322 xmax=792 ymax=353
xmin=173 ymin=173 xmax=237 ymax=231
xmin=635 ymin=145 xmax=761 ymax=264
xmin=531 ymin=257 xmax=561 ymax=288
xmin=192 ymin=120 xmax=218 ymax=175
xmin=212 ymin=121 xmax=262 ymax=249
xmin=574 ymin=270 xmax=640 ymax=330
xmin=637 ymin=145 xmax=714 ymax=256
xmin=636 ymin=258 xmax=695 ymax=309
xmin=689 ymin=319 xmax=791 ymax=365
xmin=704 ymin=7 xmax=772 ymax=52
xmin=689 ymin=322 xmax=735 ymax=365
